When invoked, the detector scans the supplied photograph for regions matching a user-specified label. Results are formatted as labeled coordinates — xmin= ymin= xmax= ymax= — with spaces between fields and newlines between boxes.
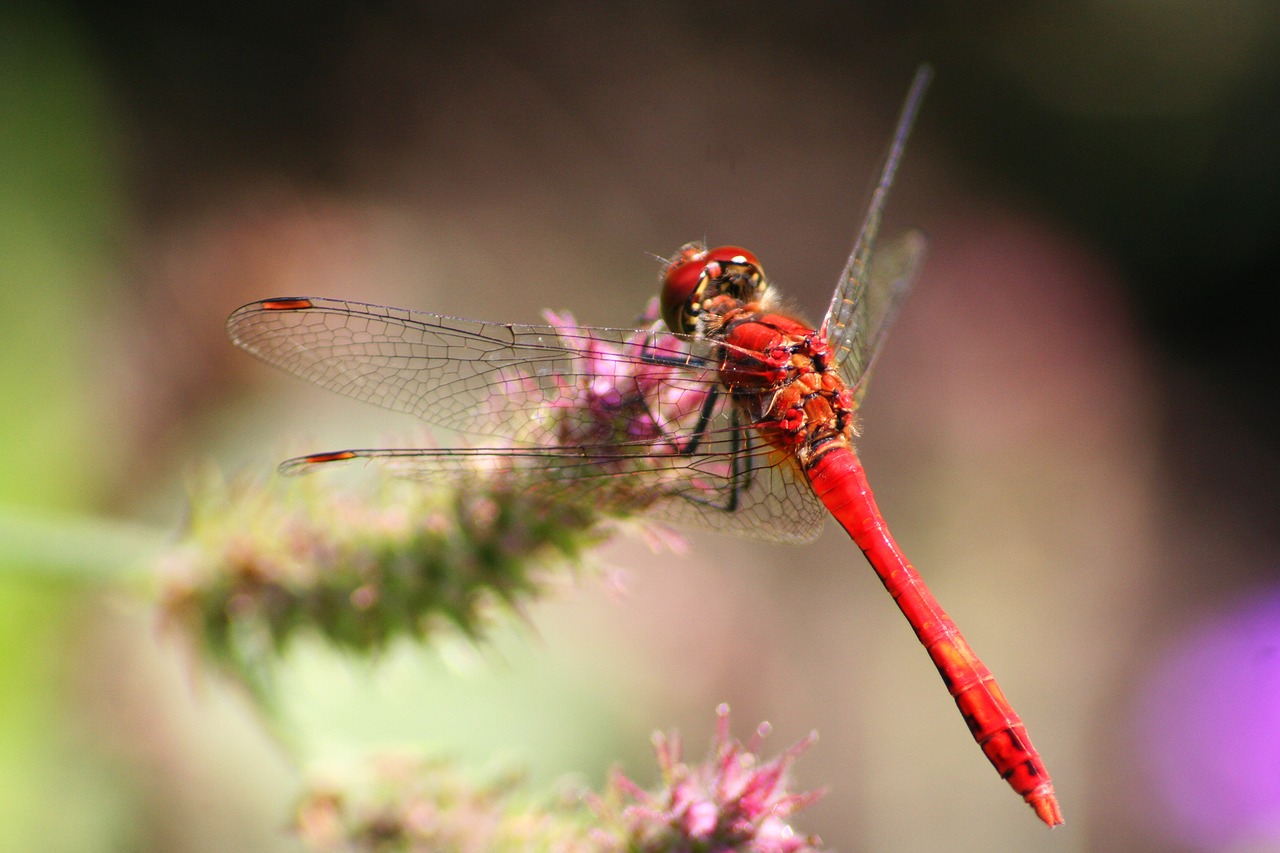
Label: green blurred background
xmin=3 ymin=2 xmax=1279 ymax=851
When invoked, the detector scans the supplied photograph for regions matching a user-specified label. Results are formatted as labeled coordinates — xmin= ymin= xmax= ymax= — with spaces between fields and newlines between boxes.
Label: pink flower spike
xmin=602 ymin=705 xmax=828 ymax=852
xmin=716 ymin=701 xmax=732 ymax=741
xmin=750 ymin=720 xmax=773 ymax=754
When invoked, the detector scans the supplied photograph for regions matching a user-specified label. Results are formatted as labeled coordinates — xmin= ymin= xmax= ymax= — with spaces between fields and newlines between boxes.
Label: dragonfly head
xmin=660 ymin=243 xmax=767 ymax=334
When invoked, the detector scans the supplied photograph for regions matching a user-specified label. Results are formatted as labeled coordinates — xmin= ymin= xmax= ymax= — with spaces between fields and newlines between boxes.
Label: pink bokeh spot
xmin=1136 ymin=586 xmax=1280 ymax=850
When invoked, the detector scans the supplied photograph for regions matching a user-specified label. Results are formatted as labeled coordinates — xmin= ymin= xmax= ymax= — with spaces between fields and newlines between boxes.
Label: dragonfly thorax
xmin=660 ymin=243 xmax=770 ymax=334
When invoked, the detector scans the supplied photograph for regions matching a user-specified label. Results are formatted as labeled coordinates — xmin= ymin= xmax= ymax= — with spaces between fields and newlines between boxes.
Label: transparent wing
xmin=822 ymin=65 xmax=931 ymax=397
xmin=828 ymin=230 xmax=928 ymax=399
xmin=227 ymin=296 xmax=826 ymax=543
xmin=279 ymin=441 xmax=827 ymax=545
xmin=228 ymin=296 xmax=711 ymax=443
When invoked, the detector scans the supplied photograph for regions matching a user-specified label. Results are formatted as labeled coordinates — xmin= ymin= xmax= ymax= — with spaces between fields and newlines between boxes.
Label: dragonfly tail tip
xmin=1031 ymin=793 xmax=1065 ymax=827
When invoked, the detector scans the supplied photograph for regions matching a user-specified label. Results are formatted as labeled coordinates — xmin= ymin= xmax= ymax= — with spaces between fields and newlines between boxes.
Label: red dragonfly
xmin=227 ymin=67 xmax=1062 ymax=826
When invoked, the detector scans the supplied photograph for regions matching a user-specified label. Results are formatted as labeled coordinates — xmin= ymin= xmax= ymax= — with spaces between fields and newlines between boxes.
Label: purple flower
xmin=597 ymin=703 xmax=827 ymax=852
xmin=543 ymin=306 xmax=709 ymax=458
xmin=162 ymin=470 xmax=607 ymax=688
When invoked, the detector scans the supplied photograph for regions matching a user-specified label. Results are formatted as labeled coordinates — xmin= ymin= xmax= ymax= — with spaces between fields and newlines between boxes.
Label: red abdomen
xmin=806 ymin=446 xmax=1063 ymax=826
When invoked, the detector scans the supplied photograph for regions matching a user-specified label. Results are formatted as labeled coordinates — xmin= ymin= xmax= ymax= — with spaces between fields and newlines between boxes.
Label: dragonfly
xmin=226 ymin=66 xmax=1062 ymax=827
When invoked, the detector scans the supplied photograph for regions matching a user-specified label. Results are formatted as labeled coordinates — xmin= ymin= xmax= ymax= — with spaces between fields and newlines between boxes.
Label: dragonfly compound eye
xmin=701 ymin=246 xmax=766 ymax=305
xmin=660 ymin=244 xmax=766 ymax=334
xmin=660 ymin=242 xmax=711 ymax=334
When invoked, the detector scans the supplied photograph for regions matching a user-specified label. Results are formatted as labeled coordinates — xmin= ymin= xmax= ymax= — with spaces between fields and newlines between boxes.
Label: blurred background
xmin=3 ymin=2 xmax=1279 ymax=851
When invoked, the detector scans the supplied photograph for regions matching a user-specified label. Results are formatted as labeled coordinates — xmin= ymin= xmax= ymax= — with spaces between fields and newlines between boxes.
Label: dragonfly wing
xmin=229 ymin=297 xmax=825 ymax=542
xmin=821 ymin=66 xmax=931 ymax=395
xmin=629 ymin=433 xmax=827 ymax=543
xmin=829 ymin=230 xmax=928 ymax=399
xmin=284 ymin=440 xmax=827 ymax=545
xmin=227 ymin=296 xmax=716 ymax=446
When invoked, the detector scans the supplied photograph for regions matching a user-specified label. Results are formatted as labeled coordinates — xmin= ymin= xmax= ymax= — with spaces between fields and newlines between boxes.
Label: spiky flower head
xmin=594 ymin=703 xmax=827 ymax=852
xmin=289 ymin=706 xmax=827 ymax=853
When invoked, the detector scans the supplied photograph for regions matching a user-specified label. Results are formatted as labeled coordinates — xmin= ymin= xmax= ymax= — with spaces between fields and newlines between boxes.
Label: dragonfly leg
xmin=721 ymin=414 xmax=752 ymax=512
xmin=675 ymin=406 xmax=756 ymax=514
xmin=638 ymin=343 xmax=754 ymax=515
xmin=640 ymin=349 xmax=714 ymax=371
xmin=673 ymin=386 xmax=722 ymax=456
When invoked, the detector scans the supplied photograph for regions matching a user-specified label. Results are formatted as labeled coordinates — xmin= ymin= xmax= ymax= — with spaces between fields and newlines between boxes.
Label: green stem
xmin=0 ymin=504 xmax=163 ymax=589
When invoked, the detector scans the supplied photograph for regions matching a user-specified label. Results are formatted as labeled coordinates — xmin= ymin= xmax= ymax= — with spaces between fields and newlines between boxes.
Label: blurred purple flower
xmin=595 ymin=703 xmax=827 ymax=852
xmin=161 ymin=470 xmax=608 ymax=693
xmin=290 ymin=706 xmax=827 ymax=852
xmin=1135 ymin=586 xmax=1280 ymax=850
xmin=544 ymin=304 xmax=708 ymax=458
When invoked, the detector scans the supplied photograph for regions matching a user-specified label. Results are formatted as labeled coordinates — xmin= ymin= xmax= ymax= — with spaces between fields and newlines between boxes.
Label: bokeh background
xmin=3 ymin=2 xmax=1279 ymax=851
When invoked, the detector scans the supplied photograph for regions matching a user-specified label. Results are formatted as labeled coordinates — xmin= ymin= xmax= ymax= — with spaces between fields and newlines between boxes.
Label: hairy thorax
xmin=701 ymin=298 xmax=859 ymax=470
